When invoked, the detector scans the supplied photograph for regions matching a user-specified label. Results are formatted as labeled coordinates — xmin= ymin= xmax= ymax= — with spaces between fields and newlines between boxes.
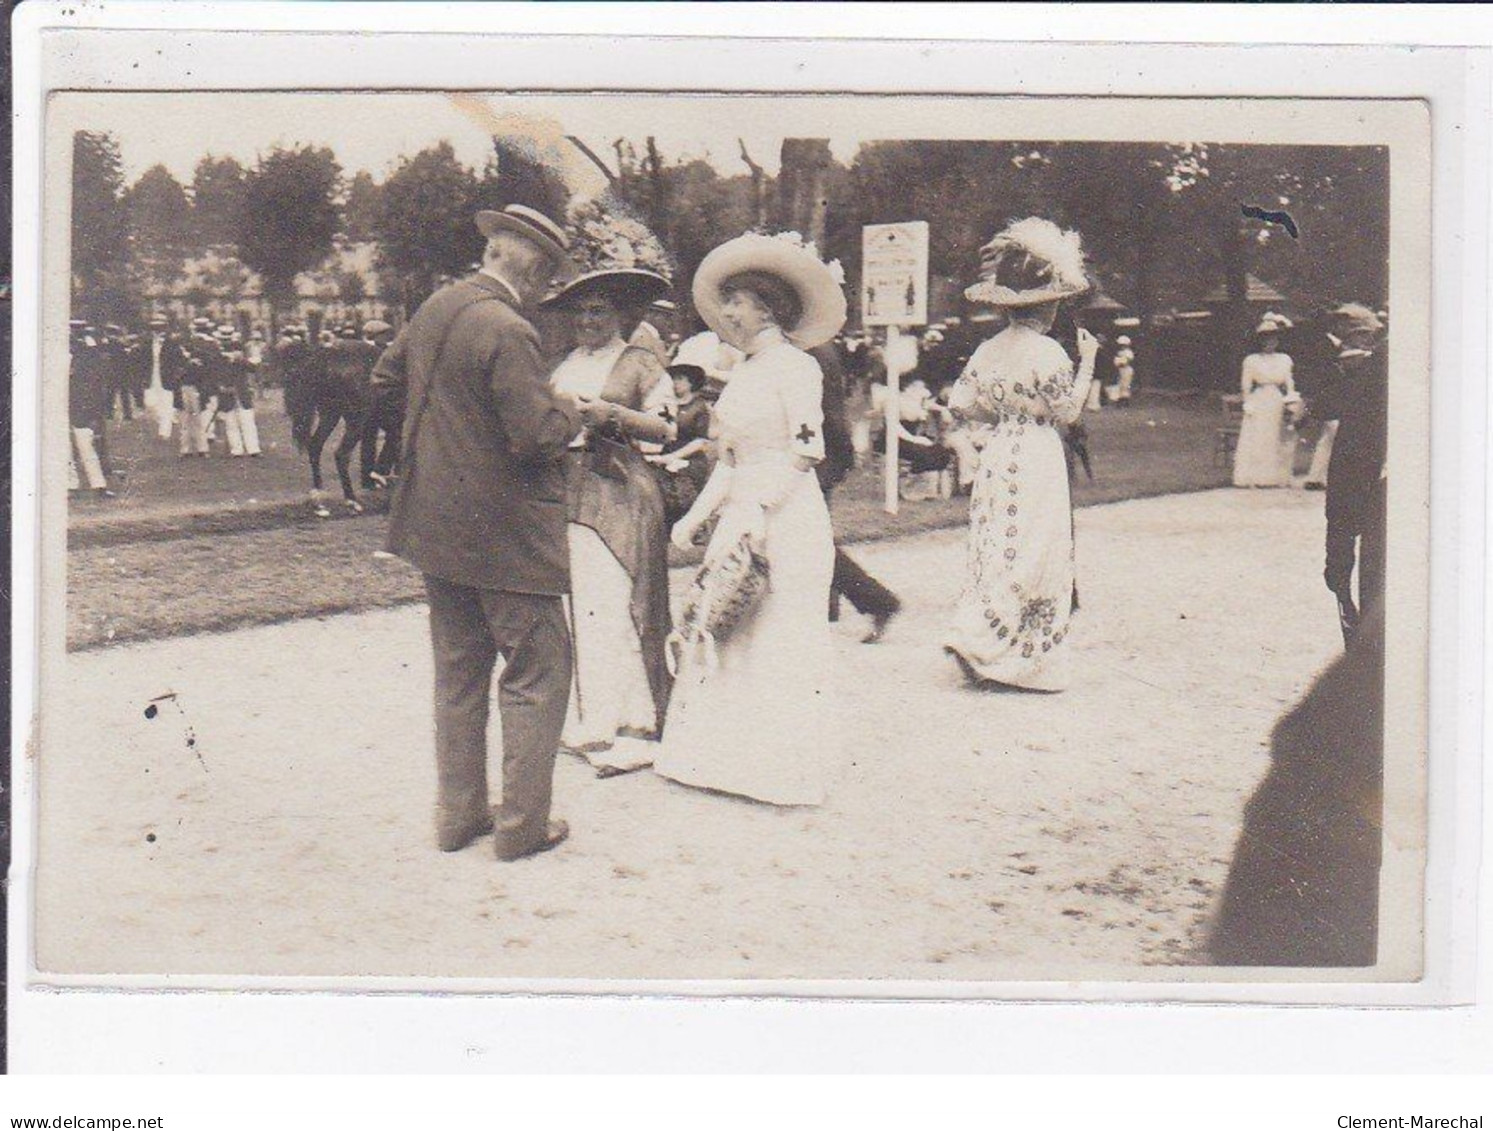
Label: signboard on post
xmin=861 ymin=222 xmax=930 ymax=514
xmin=861 ymin=221 xmax=930 ymax=328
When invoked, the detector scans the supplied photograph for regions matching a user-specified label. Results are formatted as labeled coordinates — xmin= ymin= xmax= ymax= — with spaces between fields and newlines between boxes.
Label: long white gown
xmin=945 ymin=325 xmax=1088 ymax=692
xmin=654 ymin=332 xmax=836 ymax=806
xmin=551 ymin=339 xmax=675 ymax=772
xmin=1233 ymin=351 xmax=1298 ymax=488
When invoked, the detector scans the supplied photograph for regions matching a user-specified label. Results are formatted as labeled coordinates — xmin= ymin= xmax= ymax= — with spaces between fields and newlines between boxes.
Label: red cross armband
xmin=791 ymin=419 xmax=825 ymax=460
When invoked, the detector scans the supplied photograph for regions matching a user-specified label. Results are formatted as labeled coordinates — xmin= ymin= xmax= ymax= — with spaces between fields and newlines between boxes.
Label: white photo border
xmin=8 ymin=2 xmax=1489 ymax=1072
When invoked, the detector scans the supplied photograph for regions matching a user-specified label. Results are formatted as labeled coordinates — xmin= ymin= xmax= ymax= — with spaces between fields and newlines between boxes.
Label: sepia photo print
xmin=33 ymin=90 xmax=1431 ymax=990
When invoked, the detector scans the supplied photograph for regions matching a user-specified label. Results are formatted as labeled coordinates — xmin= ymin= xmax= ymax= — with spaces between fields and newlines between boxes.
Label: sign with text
xmin=861 ymin=221 xmax=929 ymax=327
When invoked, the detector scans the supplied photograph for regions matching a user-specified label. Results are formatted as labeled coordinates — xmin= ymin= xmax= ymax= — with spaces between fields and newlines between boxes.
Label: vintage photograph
xmin=35 ymin=91 xmax=1427 ymax=985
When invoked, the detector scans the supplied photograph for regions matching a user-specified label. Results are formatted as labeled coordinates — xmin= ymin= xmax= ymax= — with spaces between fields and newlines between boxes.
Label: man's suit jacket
xmin=377 ymin=273 xmax=581 ymax=595
xmin=1318 ymin=350 xmax=1388 ymax=526
xmin=809 ymin=342 xmax=856 ymax=493
xmin=69 ymin=340 xmax=109 ymax=427
xmin=143 ymin=332 xmax=190 ymax=392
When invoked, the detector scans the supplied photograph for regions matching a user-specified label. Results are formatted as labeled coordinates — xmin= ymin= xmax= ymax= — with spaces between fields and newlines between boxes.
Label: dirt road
xmin=36 ymin=487 xmax=1340 ymax=983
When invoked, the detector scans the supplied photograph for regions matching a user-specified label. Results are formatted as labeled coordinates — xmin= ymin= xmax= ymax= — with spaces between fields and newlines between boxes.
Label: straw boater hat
xmin=1330 ymin=303 xmax=1384 ymax=338
xmin=692 ymin=231 xmax=848 ymax=350
xmin=474 ymin=204 xmax=571 ymax=262
xmin=964 ymin=217 xmax=1090 ymax=308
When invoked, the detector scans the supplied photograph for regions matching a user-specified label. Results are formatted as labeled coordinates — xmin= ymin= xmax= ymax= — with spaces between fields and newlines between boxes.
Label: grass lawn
xmin=67 ymin=393 xmax=1236 ymax=650
xmin=71 ymin=390 xmax=311 ymax=530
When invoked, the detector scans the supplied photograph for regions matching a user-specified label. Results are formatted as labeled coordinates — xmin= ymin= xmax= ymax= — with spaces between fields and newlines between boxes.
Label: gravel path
xmin=36 ymin=487 xmax=1340 ymax=982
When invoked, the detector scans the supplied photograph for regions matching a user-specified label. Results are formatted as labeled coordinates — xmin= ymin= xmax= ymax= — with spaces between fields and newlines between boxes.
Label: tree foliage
xmin=373 ymin=141 xmax=484 ymax=305
xmin=190 ymin=154 xmax=248 ymax=249
xmin=125 ymin=164 xmax=193 ymax=291
xmin=611 ymin=154 xmax=755 ymax=312
xmin=69 ymin=124 xmax=1388 ymax=367
xmin=236 ymin=145 xmax=343 ymax=311
xmin=373 ymin=138 xmax=574 ymax=312
xmin=71 ymin=130 xmax=136 ymax=316
xmin=342 ymin=169 xmax=382 ymax=242
xmin=478 ymin=136 xmax=572 ymax=218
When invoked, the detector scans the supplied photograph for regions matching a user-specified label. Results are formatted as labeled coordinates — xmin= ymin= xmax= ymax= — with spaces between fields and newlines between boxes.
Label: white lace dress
xmin=653 ymin=335 xmax=836 ymax=805
xmin=945 ymin=325 xmax=1087 ymax=692
xmin=1233 ymin=351 xmax=1297 ymax=488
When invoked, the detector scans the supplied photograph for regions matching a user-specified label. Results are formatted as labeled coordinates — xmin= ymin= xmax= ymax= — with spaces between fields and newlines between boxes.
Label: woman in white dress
xmin=945 ymin=218 xmax=1098 ymax=693
xmin=655 ymin=232 xmax=847 ymax=806
xmin=544 ymin=266 xmax=679 ymax=776
xmin=1233 ymin=316 xmax=1300 ymax=488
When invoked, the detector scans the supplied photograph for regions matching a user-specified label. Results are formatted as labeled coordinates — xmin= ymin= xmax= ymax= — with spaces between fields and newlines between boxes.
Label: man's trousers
xmin=423 ymin=575 xmax=573 ymax=857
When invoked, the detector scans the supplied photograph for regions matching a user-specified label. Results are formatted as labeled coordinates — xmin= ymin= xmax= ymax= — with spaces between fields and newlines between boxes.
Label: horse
xmin=284 ymin=337 xmax=377 ymax=517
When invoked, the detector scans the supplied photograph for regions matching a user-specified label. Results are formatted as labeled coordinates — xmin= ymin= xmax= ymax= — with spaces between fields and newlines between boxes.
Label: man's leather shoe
xmin=862 ymin=605 xmax=900 ymax=644
xmin=496 ymin=819 xmax=569 ymax=862
xmin=436 ymin=811 xmax=494 ymax=852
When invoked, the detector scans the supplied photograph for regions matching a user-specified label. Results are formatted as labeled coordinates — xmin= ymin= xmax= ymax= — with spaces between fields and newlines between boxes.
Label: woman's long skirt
xmin=562 ymin=448 xmax=673 ymax=771
xmin=1233 ymin=385 xmax=1296 ymax=488
xmin=654 ymin=466 xmax=836 ymax=806
xmin=946 ymin=423 xmax=1076 ymax=692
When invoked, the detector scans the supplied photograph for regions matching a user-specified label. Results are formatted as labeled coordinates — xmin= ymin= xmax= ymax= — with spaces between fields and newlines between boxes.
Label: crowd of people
xmin=68 ymin=195 xmax=1389 ymax=865
xmin=338 ymin=203 xmax=1111 ymax=862
xmin=66 ymin=314 xmax=270 ymax=493
xmin=66 ymin=311 xmax=412 ymax=494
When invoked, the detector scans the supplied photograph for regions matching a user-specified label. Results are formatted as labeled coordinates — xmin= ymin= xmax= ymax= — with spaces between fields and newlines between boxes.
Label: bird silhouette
xmin=1242 ymin=203 xmax=1300 ymax=240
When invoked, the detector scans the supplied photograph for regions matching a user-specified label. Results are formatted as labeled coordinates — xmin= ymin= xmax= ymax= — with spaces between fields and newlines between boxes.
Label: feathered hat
xmin=964 ymin=217 xmax=1090 ymax=307
xmin=541 ymin=199 xmax=673 ymax=311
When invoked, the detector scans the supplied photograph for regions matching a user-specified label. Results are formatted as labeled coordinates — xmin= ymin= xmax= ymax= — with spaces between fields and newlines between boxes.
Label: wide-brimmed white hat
xmin=964 ymin=217 xmax=1090 ymax=308
xmin=692 ymin=232 xmax=848 ymax=350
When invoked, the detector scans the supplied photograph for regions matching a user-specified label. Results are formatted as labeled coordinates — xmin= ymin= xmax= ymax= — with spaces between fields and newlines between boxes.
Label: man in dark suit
xmin=139 ymin=314 xmax=190 ymax=441
xmin=810 ymin=341 xmax=901 ymax=643
xmin=68 ymin=321 xmax=115 ymax=495
xmin=1315 ymin=304 xmax=1387 ymax=644
xmin=376 ymin=205 xmax=581 ymax=861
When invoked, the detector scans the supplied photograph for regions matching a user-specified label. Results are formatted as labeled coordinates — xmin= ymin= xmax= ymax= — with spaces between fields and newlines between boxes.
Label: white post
xmin=883 ymin=324 xmax=906 ymax=515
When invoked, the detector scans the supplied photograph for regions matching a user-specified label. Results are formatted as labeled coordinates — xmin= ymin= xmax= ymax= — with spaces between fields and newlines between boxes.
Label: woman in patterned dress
xmin=945 ymin=218 xmax=1098 ymax=693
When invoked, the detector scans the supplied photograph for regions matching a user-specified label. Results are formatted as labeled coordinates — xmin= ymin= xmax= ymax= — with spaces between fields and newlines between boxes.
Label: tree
xmin=190 ymin=154 xmax=248 ymax=249
xmin=778 ymin=138 xmax=833 ymax=248
xmin=374 ymin=141 xmax=483 ymax=307
xmin=475 ymin=136 xmax=572 ymax=219
xmin=71 ymin=130 xmax=135 ymax=317
xmin=342 ymin=170 xmax=382 ymax=242
xmin=609 ymin=145 xmax=756 ymax=315
xmin=236 ymin=145 xmax=343 ymax=321
xmin=738 ymin=140 xmax=769 ymax=230
xmin=125 ymin=164 xmax=192 ymax=294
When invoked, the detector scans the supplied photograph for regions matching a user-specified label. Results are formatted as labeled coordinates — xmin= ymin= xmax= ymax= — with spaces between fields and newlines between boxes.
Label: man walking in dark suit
xmin=1316 ymin=304 xmax=1387 ymax=645
xmin=376 ymin=205 xmax=581 ymax=861
xmin=811 ymin=341 xmax=902 ymax=643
